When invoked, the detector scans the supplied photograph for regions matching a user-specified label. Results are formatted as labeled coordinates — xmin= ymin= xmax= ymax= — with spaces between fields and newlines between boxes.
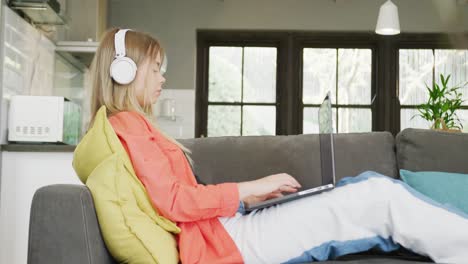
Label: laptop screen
xmin=319 ymin=92 xmax=333 ymax=134
xmin=318 ymin=92 xmax=336 ymax=185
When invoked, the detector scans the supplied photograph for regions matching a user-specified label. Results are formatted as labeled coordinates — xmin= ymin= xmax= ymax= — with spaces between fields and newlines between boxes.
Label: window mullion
xmin=240 ymin=47 xmax=245 ymax=136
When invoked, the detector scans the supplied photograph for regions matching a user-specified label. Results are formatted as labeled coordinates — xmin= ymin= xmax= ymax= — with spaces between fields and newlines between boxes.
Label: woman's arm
xmin=118 ymin=132 xmax=241 ymax=222
xmin=120 ymin=133 xmax=302 ymax=222
xmin=111 ymin=113 xmax=301 ymax=222
xmin=110 ymin=113 xmax=251 ymax=222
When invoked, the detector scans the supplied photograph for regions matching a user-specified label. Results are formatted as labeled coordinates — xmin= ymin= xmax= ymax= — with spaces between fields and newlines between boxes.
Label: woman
xmin=89 ymin=28 xmax=468 ymax=264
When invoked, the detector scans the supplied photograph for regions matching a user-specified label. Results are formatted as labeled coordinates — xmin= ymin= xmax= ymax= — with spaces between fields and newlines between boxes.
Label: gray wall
xmin=108 ymin=0 xmax=468 ymax=91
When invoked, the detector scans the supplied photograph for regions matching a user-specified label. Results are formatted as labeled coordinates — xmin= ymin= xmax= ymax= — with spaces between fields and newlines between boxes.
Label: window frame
xmin=196 ymin=31 xmax=289 ymax=137
xmin=196 ymin=30 xmax=468 ymax=137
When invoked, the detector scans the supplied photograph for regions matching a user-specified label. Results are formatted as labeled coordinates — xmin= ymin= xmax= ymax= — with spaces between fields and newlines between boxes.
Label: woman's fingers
xmin=280 ymin=173 xmax=302 ymax=188
xmin=278 ymin=185 xmax=298 ymax=193
xmin=267 ymin=192 xmax=284 ymax=199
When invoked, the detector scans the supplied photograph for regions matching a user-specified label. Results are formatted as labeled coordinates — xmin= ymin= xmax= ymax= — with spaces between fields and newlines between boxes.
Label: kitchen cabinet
xmin=59 ymin=0 xmax=108 ymax=42
xmin=0 ymin=149 xmax=82 ymax=264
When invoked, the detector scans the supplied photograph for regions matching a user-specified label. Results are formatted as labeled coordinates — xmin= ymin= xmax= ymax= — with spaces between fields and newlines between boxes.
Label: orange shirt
xmin=109 ymin=111 xmax=244 ymax=264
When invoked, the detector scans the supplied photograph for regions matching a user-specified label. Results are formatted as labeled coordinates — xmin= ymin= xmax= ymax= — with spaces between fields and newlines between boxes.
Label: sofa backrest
xmin=28 ymin=185 xmax=116 ymax=264
xmin=179 ymin=132 xmax=397 ymax=188
xmin=396 ymin=128 xmax=468 ymax=174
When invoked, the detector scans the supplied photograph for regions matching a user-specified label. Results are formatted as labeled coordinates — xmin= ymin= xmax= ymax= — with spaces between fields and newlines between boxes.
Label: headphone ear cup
xmin=110 ymin=57 xmax=137 ymax=85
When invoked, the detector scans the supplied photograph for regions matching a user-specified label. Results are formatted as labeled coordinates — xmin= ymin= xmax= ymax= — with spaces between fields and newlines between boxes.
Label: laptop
xmin=245 ymin=91 xmax=336 ymax=212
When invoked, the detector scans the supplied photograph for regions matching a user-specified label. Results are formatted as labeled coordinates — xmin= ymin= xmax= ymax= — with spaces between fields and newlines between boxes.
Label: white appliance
xmin=8 ymin=95 xmax=81 ymax=144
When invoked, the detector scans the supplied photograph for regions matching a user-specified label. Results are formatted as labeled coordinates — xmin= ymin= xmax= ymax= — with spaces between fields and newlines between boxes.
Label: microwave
xmin=8 ymin=95 xmax=82 ymax=145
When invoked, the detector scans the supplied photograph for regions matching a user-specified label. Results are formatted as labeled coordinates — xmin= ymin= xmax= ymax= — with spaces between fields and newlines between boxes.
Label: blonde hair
xmin=89 ymin=27 xmax=192 ymax=158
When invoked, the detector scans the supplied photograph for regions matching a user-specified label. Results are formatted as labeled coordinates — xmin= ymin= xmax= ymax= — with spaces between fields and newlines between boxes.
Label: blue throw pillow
xmin=400 ymin=169 xmax=468 ymax=214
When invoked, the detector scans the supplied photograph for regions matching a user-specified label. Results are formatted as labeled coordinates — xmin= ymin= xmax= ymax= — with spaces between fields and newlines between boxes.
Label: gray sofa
xmin=27 ymin=128 xmax=468 ymax=264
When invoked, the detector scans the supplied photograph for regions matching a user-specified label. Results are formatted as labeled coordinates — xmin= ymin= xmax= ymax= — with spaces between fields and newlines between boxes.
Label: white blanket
xmin=219 ymin=171 xmax=468 ymax=263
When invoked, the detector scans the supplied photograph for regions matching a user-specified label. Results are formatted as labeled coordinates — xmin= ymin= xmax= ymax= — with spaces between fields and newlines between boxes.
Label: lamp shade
xmin=375 ymin=0 xmax=400 ymax=35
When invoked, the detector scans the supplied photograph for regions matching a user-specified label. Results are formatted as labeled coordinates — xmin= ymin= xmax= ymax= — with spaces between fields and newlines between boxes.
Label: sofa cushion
xmin=73 ymin=106 xmax=180 ymax=264
xmin=400 ymin=169 xmax=468 ymax=214
xmin=396 ymin=128 xmax=468 ymax=174
xmin=179 ymin=132 xmax=397 ymax=188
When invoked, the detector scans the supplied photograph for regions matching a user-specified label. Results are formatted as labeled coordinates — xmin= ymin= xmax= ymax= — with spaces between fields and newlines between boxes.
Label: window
xmin=302 ymin=48 xmax=373 ymax=133
xmin=207 ymin=46 xmax=277 ymax=136
xmin=399 ymin=49 xmax=468 ymax=132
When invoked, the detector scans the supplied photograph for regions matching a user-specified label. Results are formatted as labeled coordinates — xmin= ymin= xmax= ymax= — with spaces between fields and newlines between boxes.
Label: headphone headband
xmin=114 ymin=29 xmax=130 ymax=58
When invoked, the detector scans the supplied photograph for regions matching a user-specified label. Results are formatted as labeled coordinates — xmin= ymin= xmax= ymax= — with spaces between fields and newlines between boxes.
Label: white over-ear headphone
xmin=110 ymin=29 xmax=137 ymax=85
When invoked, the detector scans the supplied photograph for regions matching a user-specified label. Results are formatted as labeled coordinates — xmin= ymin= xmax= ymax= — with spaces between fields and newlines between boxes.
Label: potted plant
xmin=414 ymin=74 xmax=466 ymax=132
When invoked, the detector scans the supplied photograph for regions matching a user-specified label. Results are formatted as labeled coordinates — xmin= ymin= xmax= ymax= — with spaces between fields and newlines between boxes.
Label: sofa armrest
xmin=28 ymin=184 xmax=115 ymax=264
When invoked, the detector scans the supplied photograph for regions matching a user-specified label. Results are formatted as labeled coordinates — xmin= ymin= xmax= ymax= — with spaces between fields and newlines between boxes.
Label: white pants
xmin=219 ymin=171 xmax=468 ymax=264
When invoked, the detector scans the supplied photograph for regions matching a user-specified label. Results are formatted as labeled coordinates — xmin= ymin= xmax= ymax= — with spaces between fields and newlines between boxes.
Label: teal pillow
xmin=400 ymin=169 xmax=468 ymax=214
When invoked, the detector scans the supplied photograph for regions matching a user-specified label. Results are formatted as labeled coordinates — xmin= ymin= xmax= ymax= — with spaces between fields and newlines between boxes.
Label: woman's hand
xmin=237 ymin=173 xmax=301 ymax=204
xmin=242 ymin=190 xmax=284 ymax=206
